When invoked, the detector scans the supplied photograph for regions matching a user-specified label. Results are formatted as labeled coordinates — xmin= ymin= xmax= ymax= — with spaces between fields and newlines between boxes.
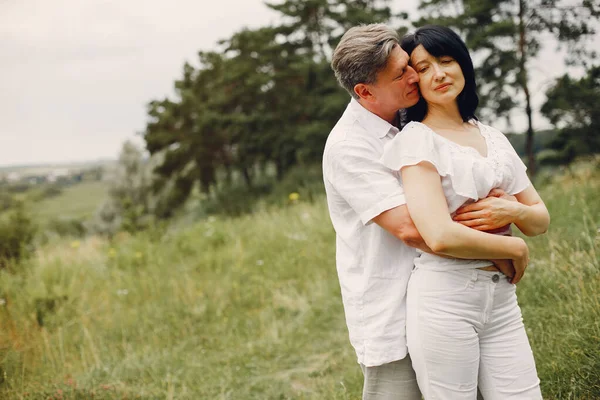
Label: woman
xmin=381 ymin=26 xmax=550 ymax=399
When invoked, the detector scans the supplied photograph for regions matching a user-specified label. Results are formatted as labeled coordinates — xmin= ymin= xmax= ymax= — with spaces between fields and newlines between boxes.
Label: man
xmin=323 ymin=23 xmax=423 ymax=399
xmin=323 ymin=24 xmax=508 ymax=399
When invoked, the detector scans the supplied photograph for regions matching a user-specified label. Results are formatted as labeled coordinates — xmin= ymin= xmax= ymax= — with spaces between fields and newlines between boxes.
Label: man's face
xmin=369 ymin=45 xmax=420 ymax=112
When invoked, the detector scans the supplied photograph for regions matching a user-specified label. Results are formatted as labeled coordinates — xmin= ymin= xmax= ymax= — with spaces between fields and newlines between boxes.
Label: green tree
xmin=264 ymin=0 xmax=402 ymax=176
xmin=416 ymin=0 xmax=599 ymax=175
xmin=141 ymin=0 xmax=406 ymax=215
xmin=539 ymin=65 xmax=600 ymax=164
xmin=144 ymin=54 xmax=231 ymax=214
xmin=215 ymin=24 xmax=347 ymax=181
xmin=217 ymin=27 xmax=288 ymax=183
xmin=266 ymin=0 xmax=398 ymax=60
xmin=92 ymin=141 xmax=156 ymax=235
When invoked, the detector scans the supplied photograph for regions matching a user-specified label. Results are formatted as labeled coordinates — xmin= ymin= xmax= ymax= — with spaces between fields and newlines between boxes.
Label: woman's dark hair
xmin=401 ymin=25 xmax=479 ymax=123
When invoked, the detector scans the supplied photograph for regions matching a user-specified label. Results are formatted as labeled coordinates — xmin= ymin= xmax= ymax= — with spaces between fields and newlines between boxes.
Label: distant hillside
xmin=0 ymin=159 xmax=116 ymax=175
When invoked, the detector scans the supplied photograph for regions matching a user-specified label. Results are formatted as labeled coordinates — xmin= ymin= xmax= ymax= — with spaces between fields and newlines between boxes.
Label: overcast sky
xmin=0 ymin=0 xmax=596 ymax=167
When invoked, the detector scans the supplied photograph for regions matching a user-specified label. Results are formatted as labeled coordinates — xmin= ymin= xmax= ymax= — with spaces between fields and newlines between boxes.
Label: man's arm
xmin=399 ymin=162 xmax=528 ymax=283
xmin=326 ymin=139 xmax=519 ymax=276
xmin=373 ymin=196 xmax=517 ymax=278
xmin=372 ymin=204 xmax=435 ymax=253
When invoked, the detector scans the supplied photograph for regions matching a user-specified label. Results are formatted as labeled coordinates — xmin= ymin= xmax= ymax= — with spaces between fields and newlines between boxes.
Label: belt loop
xmin=467 ymin=270 xmax=478 ymax=289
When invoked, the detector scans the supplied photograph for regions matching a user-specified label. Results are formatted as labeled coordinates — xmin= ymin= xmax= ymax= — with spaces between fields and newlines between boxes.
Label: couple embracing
xmin=322 ymin=24 xmax=550 ymax=399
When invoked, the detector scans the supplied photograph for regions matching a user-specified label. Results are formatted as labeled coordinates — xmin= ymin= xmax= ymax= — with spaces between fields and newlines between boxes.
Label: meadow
xmin=33 ymin=181 xmax=108 ymax=224
xmin=0 ymin=159 xmax=598 ymax=399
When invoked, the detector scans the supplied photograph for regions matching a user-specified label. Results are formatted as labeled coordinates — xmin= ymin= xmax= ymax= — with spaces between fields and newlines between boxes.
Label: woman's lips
xmin=435 ymin=83 xmax=451 ymax=91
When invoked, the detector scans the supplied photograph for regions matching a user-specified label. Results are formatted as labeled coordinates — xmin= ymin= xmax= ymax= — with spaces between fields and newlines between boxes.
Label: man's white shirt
xmin=322 ymin=98 xmax=417 ymax=367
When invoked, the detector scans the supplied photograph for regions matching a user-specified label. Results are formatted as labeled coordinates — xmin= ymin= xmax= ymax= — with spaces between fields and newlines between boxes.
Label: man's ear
xmin=354 ymin=83 xmax=375 ymax=102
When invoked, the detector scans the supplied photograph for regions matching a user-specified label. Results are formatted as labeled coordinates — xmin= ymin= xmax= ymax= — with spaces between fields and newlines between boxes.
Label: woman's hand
xmin=491 ymin=259 xmax=516 ymax=282
xmin=510 ymin=238 xmax=529 ymax=284
xmin=453 ymin=189 xmax=520 ymax=231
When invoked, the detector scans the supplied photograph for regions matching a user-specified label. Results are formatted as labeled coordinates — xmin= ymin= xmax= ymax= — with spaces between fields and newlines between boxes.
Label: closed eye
xmin=396 ymin=68 xmax=406 ymax=80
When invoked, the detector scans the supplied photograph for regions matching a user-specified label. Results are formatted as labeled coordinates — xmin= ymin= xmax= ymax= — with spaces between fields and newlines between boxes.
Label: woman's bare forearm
xmin=425 ymin=220 xmax=527 ymax=260
xmin=401 ymin=163 xmax=528 ymax=261
xmin=513 ymin=201 xmax=550 ymax=236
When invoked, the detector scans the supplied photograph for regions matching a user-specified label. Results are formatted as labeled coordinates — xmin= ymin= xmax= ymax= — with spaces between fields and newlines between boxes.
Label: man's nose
xmin=407 ymin=66 xmax=419 ymax=83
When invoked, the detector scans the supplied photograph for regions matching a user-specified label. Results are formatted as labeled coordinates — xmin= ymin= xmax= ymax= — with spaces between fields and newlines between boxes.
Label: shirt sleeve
xmin=488 ymin=126 xmax=531 ymax=195
xmin=506 ymin=153 xmax=531 ymax=195
xmin=381 ymin=122 xmax=481 ymax=201
xmin=326 ymin=140 xmax=406 ymax=225
xmin=381 ymin=122 xmax=452 ymax=176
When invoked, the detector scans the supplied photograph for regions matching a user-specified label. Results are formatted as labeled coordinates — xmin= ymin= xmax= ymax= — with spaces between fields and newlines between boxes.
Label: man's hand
xmin=453 ymin=189 xmax=520 ymax=232
xmin=511 ymin=237 xmax=530 ymax=284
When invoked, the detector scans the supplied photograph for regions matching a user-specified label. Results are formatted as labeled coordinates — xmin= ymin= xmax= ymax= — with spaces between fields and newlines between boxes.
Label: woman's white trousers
xmin=406 ymin=268 xmax=542 ymax=400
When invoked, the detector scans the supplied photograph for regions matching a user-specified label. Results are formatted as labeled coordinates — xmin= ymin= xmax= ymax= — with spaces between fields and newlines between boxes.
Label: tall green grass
xmin=0 ymin=159 xmax=598 ymax=399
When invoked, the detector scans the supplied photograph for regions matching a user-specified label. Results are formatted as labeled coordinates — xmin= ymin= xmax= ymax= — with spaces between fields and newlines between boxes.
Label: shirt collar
xmin=349 ymin=98 xmax=400 ymax=139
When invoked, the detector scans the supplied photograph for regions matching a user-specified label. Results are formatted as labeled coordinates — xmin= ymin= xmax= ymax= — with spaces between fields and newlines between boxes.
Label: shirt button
xmin=492 ymin=274 xmax=500 ymax=283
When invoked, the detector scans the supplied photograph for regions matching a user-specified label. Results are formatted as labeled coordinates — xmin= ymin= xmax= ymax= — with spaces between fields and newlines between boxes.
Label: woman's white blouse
xmin=381 ymin=120 xmax=531 ymax=271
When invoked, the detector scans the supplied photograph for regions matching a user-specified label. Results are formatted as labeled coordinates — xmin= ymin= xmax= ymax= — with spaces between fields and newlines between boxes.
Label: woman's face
xmin=410 ymin=44 xmax=465 ymax=107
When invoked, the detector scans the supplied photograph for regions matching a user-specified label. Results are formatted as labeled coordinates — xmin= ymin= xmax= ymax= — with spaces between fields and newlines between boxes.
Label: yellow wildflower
xmin=288 ymin=192 xmax=300 ymax=202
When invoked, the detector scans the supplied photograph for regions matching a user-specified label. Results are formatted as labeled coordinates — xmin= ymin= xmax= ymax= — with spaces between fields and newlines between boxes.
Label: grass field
xmin=32 ymin=181 xmax=108 ymax=225
xmin=0 ymin=159 xmax=598 ymax=399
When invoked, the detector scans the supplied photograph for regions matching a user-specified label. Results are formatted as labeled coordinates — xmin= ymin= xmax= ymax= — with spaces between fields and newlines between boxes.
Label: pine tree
xmin=539 ymin=65 xmax=600 ymax=164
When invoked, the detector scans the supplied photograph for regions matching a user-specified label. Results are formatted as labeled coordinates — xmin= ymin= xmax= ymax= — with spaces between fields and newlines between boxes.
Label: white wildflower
xmin=285 ymin=233 xmax=307 ymax=241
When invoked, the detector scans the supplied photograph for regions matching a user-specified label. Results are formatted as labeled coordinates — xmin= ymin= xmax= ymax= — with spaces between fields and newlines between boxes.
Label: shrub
xmin=0 ymin=191 xmax=15 ymax=213
xmin=261 ymin=163 xmax=325 ymax=206
xmin=35 ymin=184 xmax=64 ymax=201
xmin=46 ymin=217 xmax=87 ymax=237
xmin=195 ymin=163 xmax=325 ymax=217
xmin=201 ymin=182 xmax=271 ymax=217
xmin=0 ymin=202 xmax=36 ymax=268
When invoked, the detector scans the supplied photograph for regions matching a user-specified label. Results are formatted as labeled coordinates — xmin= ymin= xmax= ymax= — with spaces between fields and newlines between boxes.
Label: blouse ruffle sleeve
xmin=381 ymin=122 xmax=484 ymax=201
xmin=487 ymin=126 xmax=531 ymax=195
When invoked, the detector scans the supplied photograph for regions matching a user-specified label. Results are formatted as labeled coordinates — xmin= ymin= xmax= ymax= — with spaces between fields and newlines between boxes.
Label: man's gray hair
xmin=331 ymin=24 xmax=400 ymax=99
